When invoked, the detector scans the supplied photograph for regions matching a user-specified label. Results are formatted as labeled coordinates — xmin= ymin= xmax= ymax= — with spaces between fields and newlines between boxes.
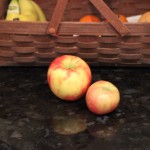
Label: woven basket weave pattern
xmin=0 ymin=0 xmax=150 ymax=66
xmin=0 ymin=34 xmax=150 ymax=66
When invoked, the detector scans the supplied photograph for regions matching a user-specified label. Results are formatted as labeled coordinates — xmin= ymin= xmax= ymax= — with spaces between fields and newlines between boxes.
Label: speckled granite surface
xmin=0 ymin=67 xmax=150 ymax=150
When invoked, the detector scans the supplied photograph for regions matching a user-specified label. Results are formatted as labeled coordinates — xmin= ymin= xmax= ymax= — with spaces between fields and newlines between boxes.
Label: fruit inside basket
xmin=0 ymin=0 xmax=150 ymax=67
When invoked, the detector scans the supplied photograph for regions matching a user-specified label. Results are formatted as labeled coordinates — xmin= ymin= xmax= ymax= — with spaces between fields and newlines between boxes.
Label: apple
xmin=86 ymin=80 xmax=120 ymax=115
xmin=47 ymin=55 xmax=92 ymax=101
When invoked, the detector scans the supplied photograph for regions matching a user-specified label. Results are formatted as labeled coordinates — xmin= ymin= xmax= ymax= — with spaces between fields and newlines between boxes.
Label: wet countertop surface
xmin=0 ymin=66 xmax=150 ymax=150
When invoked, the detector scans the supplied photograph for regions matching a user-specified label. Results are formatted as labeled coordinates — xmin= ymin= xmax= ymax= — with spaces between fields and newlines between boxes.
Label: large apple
xmin=47 ymin=55 xmax=92 ymax=101
xmin=86 ymin=80 xmax=120 ymax=115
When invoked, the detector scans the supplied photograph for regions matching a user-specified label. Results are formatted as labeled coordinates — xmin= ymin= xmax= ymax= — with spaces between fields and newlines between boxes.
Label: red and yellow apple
xmin=47 ymin=55 xmax=92 ymax=101
xmin=86 ymin=80 xmax=120 ymax=115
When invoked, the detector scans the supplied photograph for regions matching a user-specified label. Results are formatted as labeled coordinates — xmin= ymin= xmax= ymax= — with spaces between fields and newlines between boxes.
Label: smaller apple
xmin=47 ymin=55 xmax=92 ymax=101
xmin=86 ymin=80 xmax=120 ymax=115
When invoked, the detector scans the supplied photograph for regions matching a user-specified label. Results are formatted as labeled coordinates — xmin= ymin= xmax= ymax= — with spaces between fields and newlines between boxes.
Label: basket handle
xmin=47 ymin=0 xmax=69 ymax=36
xmin=90 ymin=0 xmax=130 ymax=36
xmin=47 ymin=0 xmax=130 ymax=37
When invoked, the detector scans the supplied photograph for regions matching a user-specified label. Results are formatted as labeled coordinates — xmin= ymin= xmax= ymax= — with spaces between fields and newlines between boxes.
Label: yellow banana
xmin=18 ymin=0 xmax=38 ymax=21
xmin=18 ymin=14 xmax=38 ymax=21
xmin=5 ymin=0 xmax=20 ymax=20
xmin=30 ymin=0 xmax=47 ymax=21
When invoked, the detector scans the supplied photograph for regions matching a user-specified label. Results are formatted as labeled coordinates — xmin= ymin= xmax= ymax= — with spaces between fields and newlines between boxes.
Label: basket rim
xmin=0 ymin=20 xmax=150 ymax=36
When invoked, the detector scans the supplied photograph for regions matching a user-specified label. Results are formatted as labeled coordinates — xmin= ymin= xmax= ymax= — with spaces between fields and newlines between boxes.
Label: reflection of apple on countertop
xmin=51 ymin=109 xmax=87 ymax=135
xmin=87 ymin=118 xmax=125 ymax=138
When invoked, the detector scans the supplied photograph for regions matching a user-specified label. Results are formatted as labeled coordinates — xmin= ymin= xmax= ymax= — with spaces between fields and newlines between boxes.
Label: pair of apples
xmin=47 ymin=55 xmax=120 ymax=115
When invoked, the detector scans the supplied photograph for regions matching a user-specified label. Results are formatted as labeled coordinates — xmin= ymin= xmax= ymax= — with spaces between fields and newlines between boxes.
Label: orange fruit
xmin=79 ymin=15 xmax=101 ymax=22
xmin=105 ymin=14 xmax=128 ymax=23
xmin=138 ymin=11 xmax=150 ymax=22
xmin=117 ymin=14 xmax=128 ymax=22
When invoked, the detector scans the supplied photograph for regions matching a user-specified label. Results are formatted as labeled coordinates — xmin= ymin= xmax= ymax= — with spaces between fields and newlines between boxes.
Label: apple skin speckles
xmin=86 ymin=80 xmax=120 ymax=115
xmin=47 ymin=55 xmax=92 ymax=101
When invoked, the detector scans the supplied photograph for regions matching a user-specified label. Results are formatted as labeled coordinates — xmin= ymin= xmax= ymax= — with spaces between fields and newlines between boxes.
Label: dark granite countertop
xmin=0 ymin=66 xmax=149 ymax=150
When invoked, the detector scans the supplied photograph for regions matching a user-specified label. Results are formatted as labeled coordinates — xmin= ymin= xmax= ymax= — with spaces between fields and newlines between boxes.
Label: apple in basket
xmin=47 ymin=55 xmax=92 ymax=101
xmin=86 ymin=80 xmax=120 ymax=115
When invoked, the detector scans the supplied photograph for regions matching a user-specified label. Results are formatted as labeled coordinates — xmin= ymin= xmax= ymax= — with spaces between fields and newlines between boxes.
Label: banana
xmin=6 ymin=0 xmax=47 ymax=22
xmin=30 ymin=0 xmax=47 ymax=21
xmin=5 ymin=0 xmax=20 ymax=20
xmin=18 ymin=0 xmax=38 ymax=21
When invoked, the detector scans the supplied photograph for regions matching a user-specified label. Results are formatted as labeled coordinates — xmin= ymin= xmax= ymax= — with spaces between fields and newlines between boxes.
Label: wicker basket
xmin=0 ymin=0 xmax=150 ymax=66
